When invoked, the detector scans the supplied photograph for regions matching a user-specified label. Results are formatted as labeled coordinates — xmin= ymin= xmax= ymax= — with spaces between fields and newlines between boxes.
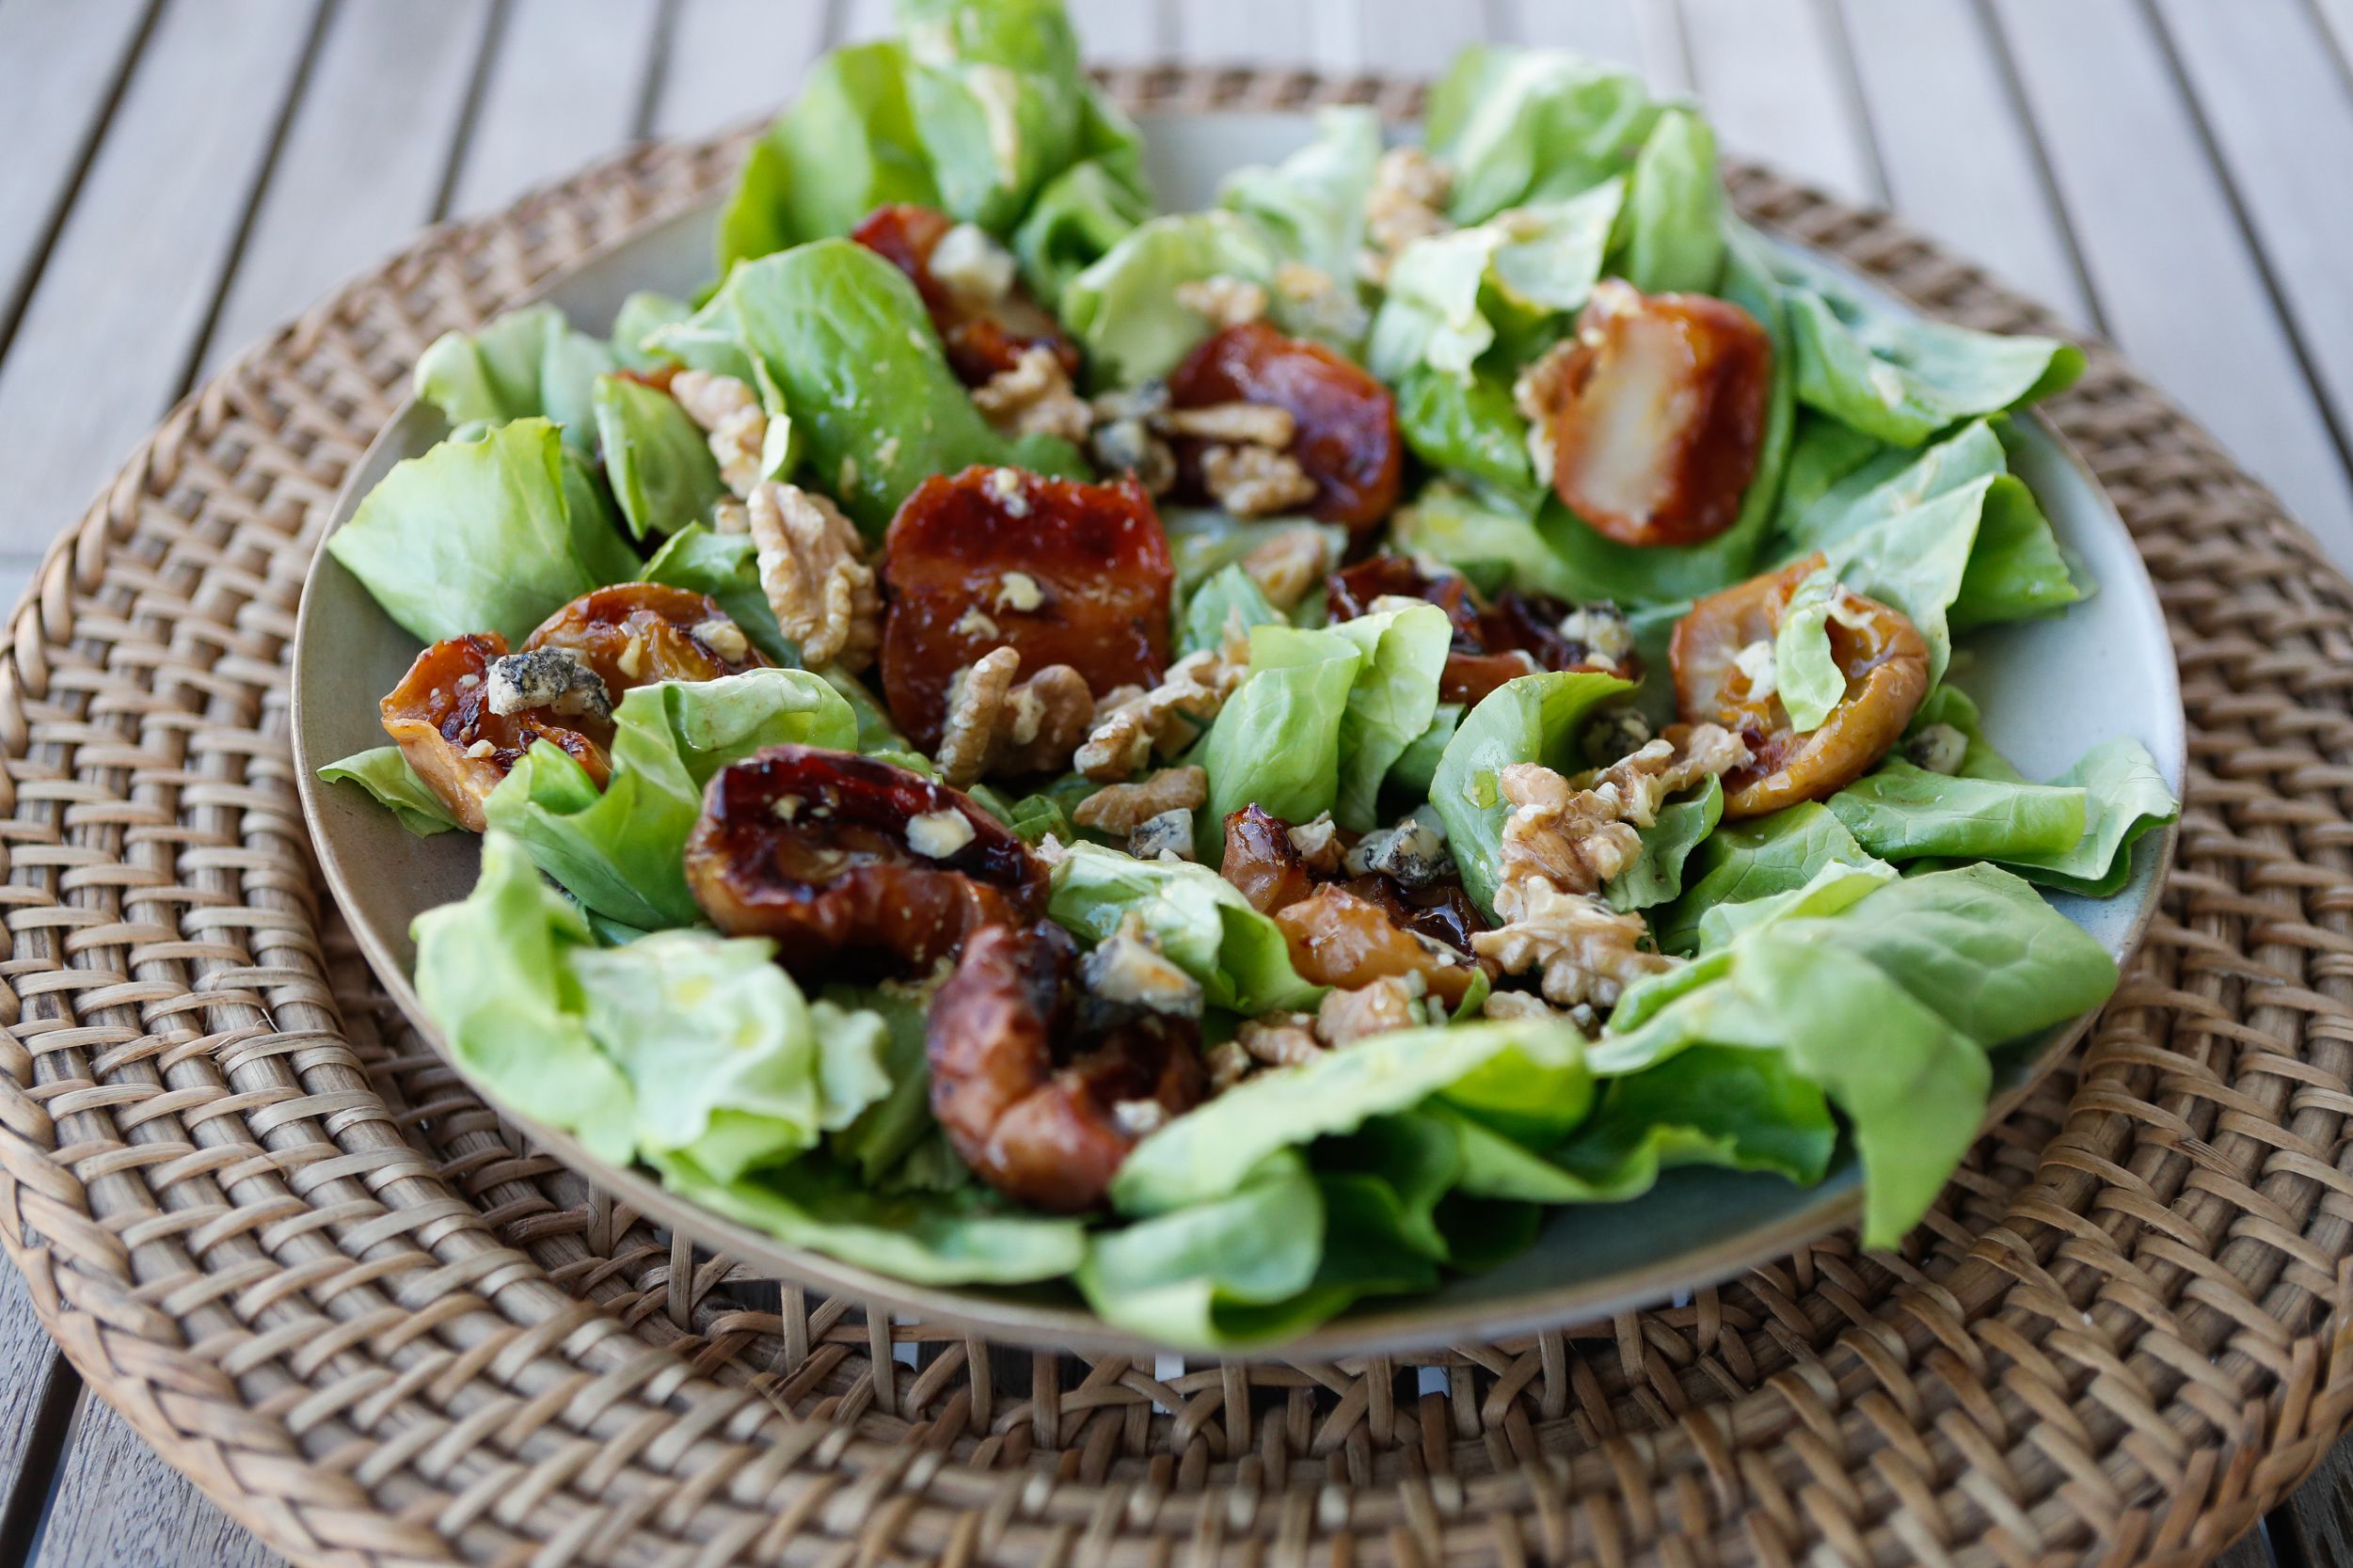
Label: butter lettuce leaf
xmin=1328 ymin=603 xmax=1453 ymax=832
xmin=1062 ymin=213 xmax=1281 ymax=387
xmin=414 ymin=304 xmax=614 ymax=447
xmin=1430 ymin=670 xmax=1632 ymax=916
xmin=316 ymin=746 xmax=461 ymax=836
xmin=1611 ymin=106 xmax=1724 ymax=293
xmin=485 ymin=670 xmax=858 ymax=929
xmin=1197 ymin=625 xmax=1363 ymax=852
xmin=898 ymin=0 xmax=1096 ymax=233
xmin=1046 ymin=842 xmax=1325 ymax=1016
xmin=718 ymin=41 xmax=939 ymax=270
xmin=592 ymin=373 xmax=728 ymax=540
xmin=1425 ymin=46 xmax=1662 ymax=222
xmin=1605 ymin=776 xmax=1724 ymax=912
xmin=326 ymin=417 xmax=642 ymax=645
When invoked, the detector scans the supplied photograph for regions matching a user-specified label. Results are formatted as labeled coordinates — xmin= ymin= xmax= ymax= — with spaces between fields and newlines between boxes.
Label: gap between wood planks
xmin=3 ymin=2 xmax=2353 ymax=1565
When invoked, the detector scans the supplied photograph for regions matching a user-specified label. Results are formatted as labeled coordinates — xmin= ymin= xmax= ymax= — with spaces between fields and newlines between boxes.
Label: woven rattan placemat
xmin=4 ymin=67 xmax=2350 ymax=1568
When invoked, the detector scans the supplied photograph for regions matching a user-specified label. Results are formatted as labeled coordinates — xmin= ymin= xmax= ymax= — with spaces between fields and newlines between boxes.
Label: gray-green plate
xmin=291 ymin=111 xmax=2184 ymax=1357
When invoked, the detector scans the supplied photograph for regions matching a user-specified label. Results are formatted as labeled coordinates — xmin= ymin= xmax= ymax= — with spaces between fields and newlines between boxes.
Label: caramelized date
xmin=1219 ymin=804 xmax=1319 ymax=915
xmin=1327 ymin=554 xmax=1639 ymax=705
xmin=1273 ymin=886 xmax=1483 ymax=1006
xmin=379 ymin=634 xmax=611 ymax=832
xmin=1671 ymin=554 xmax=1930 ymax=817
xmin=1169 ymin=321 xmax=1402 ymax=531
xmin=1538 ymin=280 xmax=1772 ymax=547
xmin=851 ymin=203 xmax=1081 ymax=388
xmin=685 ymin=746 xmax=1047 ymax=977
xmin=882 ymin=467 xmax=1173 ymax=747
xmin=525 ymin=582 xmax=766 ymax=695
xmin=1343 ymin=874 xmax=1487 ymax=958
xmin=928 ymin=922 xmax=1204 ymax=1212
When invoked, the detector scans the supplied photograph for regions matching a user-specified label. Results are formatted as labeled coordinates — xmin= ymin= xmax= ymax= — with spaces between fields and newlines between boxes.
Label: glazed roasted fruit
xmin=927 ymin=922 xmax=1205 ymax=1212
xmin=1328 ymin=554 xmax=1640 ymax=705
xmin=1272 ymin=885 xmax=1483 ymax=1006
xmin=1534 ymin=279 xmax=1772 ymax=547
xmin=851 ymin=203 xmax=1081 ymax=388
xmin=379 ymin=634 xmax=612 ymax=832
xmin=524 ymin=582 xmax=767 ymax=693
xmin=1168 ymin=321 xmax=1403 ymax=531
xmin=1218 ymin=803 xmax=1322 ymax=915
xmin=1671 ymin=553 xmax=1930 ymax=817
xmin=881 ymin=466 xmax=1173 ymax=748
xmin=684 ymin=746 xmax=1048 ymax=977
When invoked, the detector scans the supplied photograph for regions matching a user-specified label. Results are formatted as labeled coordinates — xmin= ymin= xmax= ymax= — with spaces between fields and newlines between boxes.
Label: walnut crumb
xmin=934 ymin=647 xmax=1093 ymax=787
xmin=1160 ymin=401 xmax=1296 ymax=447
xmin=671 ymin=370 xmax=771 ymax=498
xmin=1239 ymin=526 xmax=1333 ymax=610
xmin=1362 ymin=147 xmax=1454 ymax=284
xmin=972 ymin=345 xmax=1091 ymax=444
xmin=746 ymin=481 xmax=880 ymax=673
xmin=1316 ymin=973 xmax=1427 ymax=1047
xmin=1201 ymin=442 xmax=1317 ymax=518
xmin=1175 ymin=274 xmax=1269 ymax=329
xmin=1071 ymin=766 xmax=1208 ymax=836
xmin=1074 ymin=616 xmax=1254 ymax=782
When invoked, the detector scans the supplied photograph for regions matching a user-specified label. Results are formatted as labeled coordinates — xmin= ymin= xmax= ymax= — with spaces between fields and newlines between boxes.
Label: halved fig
xmin=1327 ymin=554 xmax=1640 ymax=705
xmin=882 ymin=467 xmax=1173 ymax=747
xmin=851 ymin=203 xmax=1081 ymax=388
xmin=379 ymin=634 xmax=612 ymax=832
xmin=1219 ymin=804 xmax=1320 ymax=915
xmin=1273 ymin=885 xmax=1484 ymax=1006
xmin=1168 ymin=321 xmax=1402 ymax=531
xmin=525 ymin=582 xmax=767 ymax=695
xmin=928 ymin=921 xmax=1204 ymax=1212
xmin=1537 ymin=279 xmax=1772 ymax=547
xmin=1670 ymin=553 xmax=1930 ymax=817
xmin=685 ymin=745 xmax=1048 ymax=976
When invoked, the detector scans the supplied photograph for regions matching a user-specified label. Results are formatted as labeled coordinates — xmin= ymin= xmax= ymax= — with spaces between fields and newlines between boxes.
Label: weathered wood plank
xmin=0 ymin=1265 xmax=79 ymax=1564
xmin=441 ymin=0 xmax=665 ymax=218
xmin=1502 ymin=0 xmax=1647 ymax=71
xmin=0 ymin=0 xmax=322 ymax=558
xmin=1988 ymin=0 xmax=2353 ymax=562
xmin=838 ymin=0 xmax=896 ymax=46
xmin=2149 ymin=0 xmax=2353 ymax=476
xmin=646 ymin=0 xmax=828 ymax=139
xmin=1350 ymin=0 xmax=1481 ymax=78
xmin=1066 ymin=0 xmax=1166 ymax=65
xmin=28 ymin=1391 xmax=284 ymax=1568
xmin=1833 ymin=0 xmax=2091 ymax=327
xmin=2273 ymin=1432 xmax=2353 ymax=1568
xmin=200 ymin=0 xmax=493 ymax=375
xmin=0 ymin=0 xmax=151 ymax=342
xmin=1169 ymin=0 xmax=1323 ymax=67
xmin=2211 ymin=1522 xmax=2281 ymax=1568
xmin=1677 ymin=0 xmax=1876 ymax=202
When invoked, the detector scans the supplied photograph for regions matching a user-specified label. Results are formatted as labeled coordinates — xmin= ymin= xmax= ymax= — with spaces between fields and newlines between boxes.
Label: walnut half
xmin=934 ymin=646 xmax=1093 ymax=787
xmin=747 ymin=481 xmax=881 ymax=673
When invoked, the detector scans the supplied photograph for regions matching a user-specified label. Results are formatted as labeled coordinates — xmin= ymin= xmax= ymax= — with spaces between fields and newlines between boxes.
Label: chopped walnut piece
xmin=1480 ymin=990 xmax=1567 ymax=1023
xmin=933 ymin=647 xmax=1094 ymax=787
xmin=1175 ymin=274 xmax=1269 ymax=329
xmin=1315 ymin=973 xmax=1426 ymax=1047
xmin=712 ymin=498 xmax=750 ymax=534
xmin=1207 ymin=1038 xmax=1253 ymax=1092
xmin=1239 ymin=526 xmax=1332 ymax=610
xmin=1071 ymin=765 xmax=1208 ymax=836
xmin=672 ymin=370 xmax=771 ymax=498
xmin=1286 ymin=813 xmax=1343 ymax=874
xmin=1202 ymin=442 xmax=1318 ymax=518
xmin=746 ymin=481 xmax=881 ymax=673
xmin=971 ymin=344 xmax=1092 ymax=443
xmin=1363 ymin=147 xmax=1454 ymax=283
xmin=1161 ymin=401 xmax=1296 ymax=447
xmin=1238 ymin=1012 xmax=1325 ymax=1070
xmin=1473 ymin=724 xmax=1752 ymax=1011
xmin=1512 ymin=340 xmax=1578 ymax=487
xmin=1074 ymin=617 xmax=1254 ymax=782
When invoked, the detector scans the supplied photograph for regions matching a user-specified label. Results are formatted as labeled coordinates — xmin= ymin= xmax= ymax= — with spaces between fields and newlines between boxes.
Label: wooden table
xmin=1 ymin=2 xmax=2348 ymax=1563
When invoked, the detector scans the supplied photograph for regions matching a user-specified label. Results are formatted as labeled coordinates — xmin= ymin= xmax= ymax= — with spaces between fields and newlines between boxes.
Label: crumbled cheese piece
xmin=1112 ymin=1099 xmax=1170 ymax=1139
xmin=1343 ymin=810 xmax=1454 ymax=887
xmin=1557 ymin=602 xmax=1634 ymax=665
xmin=906 ymin=808 xmax=977 ymax=860
xmin=995 ymin=571 xmax=1044 ymax=612
xmin=692 ymin=617 xmax=750 ymax=663
xmin=1581 ymin=706 xmax=1654 ymax=767
xmin=1732 ymin=640 xmax=1777 ymax=702
xmin=952 ymin=606 xmax=1002 ymax=641
xmin=1904 ymin=722 xmax=1970 ymax=776
xmin=1079 ymin=916 xmax=1204 ymax=1018
xmin=1088 ymin=415 xmax=1176 ymax=494
xmin=985 ymin=466 xmax=1031 ymax=515
xmin=771 ymin=795 xmax=803 ymax=823
xmin=455 ymin=673 xmax=480 ymax=690
xmin=482 ymin=646 xmax=611 ymax=721
xmin=1127 ymin=807 xmax=1197 ymax=863
xmin=463 ymin=737 xmax=497 ymax=760
xmin=616 ymin=633 xmax=646 ymax=681
xmin=930 ymin=222 xmax=1017 ymax=308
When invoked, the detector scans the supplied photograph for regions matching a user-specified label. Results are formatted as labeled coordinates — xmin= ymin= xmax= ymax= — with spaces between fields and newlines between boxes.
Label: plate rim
xmin=290 ymin=124 xmax=2184 ymax=1358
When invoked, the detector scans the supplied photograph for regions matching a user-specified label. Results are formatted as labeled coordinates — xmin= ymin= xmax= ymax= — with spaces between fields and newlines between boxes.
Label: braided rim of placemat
xmin=1 ymin=63 xmax=2348 ymax=1568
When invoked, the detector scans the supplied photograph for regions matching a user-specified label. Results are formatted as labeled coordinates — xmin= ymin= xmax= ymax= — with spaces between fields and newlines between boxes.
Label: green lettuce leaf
xmin=1328 ymin=604 xmax=1453 ymax=832
xmin=1077 ymin=1153 xmax=1337 ymax=1347
xmin=718 ymin=240 xmax=1085 ymax=535
xmin=1046 ymin=842 xmax=1324 ymax=1015
xmin=1610 ymin=106 xmax=1724 ymax=293
xmin=1177 ymin=562 xmax=1280 ymax=658
xmin=1770 ymin=565 xmax=1852 ymax=733
xmin=1395 ymin=367 xmax=1543 ymax=513
xmin=326 ymin=417 xmax=642 ymax=645
xmin=1162 ymin=506 xmax=1346 ymax=593
xmin=1424 ymin=46 xmax=1662 ymax=222
xmin=1430 ymin=671 xmax=1632 ymax=916
xmin=1014 ymin=155 xmax=1153 ymax=308
xmin=718 ymin=40 xmax=939 ymax=271
xmin=316 ymin=746 xmax=461 ymax=836
xmin=1197 ymin=625 xmax=1363 ymax=851
xmin=413 ymin=304 xmax=615 ymax=447
xmin=1061 ymin=212 xmax=1280 ymax=386
xmin=411 ymin=832 xmax=637 ymax=1163
xmin=570 ymin=931 xmax=890 ymax=1180
xmin=1111 ymin=1018 xmax=1592 ymax=1216
xmin=1218 ymin=105 xmax=1383 ymax=284
xmin=1391 ymin=481 xmax=1587 ymax=599
xmin=591 ymin=373 xmax=728 ymax=540
xmin=823 ymin=985 xmax=937 ymax=1183
xmin=1605 ymin=776 xmax=1723 ymax=912
xmin=1386 ymin=701 xmax=1462 ymax=802
xmin=1549 ymin=1045 xmax=1836 ymax=1198
xmin=1651 ymin=801 xmax=1886 ymax=953
xmin=898 ymin=0 xmax=1096 ymax=233
xmin=642 ymin=522 xmax=794 ymax=663
xmin=1768 ymin=244 xmax=2085 ymax=447
xmin=1824 ymin=762 xmax=2088 ymax=865
xmin=485 ymin=670 xmax=858 ymax=929
xmin=659 ymin=1150 xmax=1085 ymax=1284
xmin=609 ymin=292 xmax=692 ymax=372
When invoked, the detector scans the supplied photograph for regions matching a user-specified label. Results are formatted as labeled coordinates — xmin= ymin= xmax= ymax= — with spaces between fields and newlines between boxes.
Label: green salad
xmin=320 ymin=0 xmax=2175 ymax=1348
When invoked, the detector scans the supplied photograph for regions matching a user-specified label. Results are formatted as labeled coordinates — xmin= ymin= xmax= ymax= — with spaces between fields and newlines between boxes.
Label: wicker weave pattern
xmin=1 ymin=68 xmax=2347 ymax=1568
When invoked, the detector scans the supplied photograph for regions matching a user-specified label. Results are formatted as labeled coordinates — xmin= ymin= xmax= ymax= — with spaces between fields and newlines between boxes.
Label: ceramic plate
xmin=291 ymin=110 xmax=2185 ymax=1357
